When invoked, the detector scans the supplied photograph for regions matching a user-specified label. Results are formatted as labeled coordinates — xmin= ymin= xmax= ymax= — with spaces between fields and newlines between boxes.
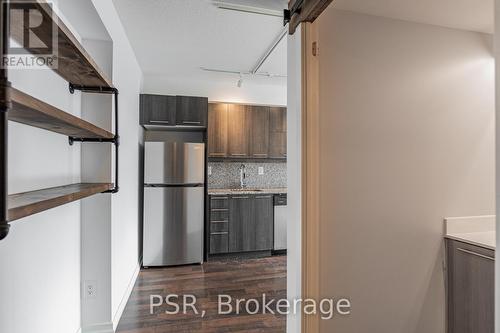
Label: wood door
xmin=208 ymin=103 xmax=229 ymax=157
xmin=140 ymin=94 xmax=176 ymax=126
xmin=176 ymin=96 xmax=208 ymax=127
xmin=229 ymin=196 xmax=255 ymax=252
xmin=249 ymin=106 xmax=270 ymax=158
xmin=447 ymin=240 xmax=494 ymax=333
xmin=253 ymin=195 xmax=274 ymax=251
xmin=227 ymin=104 xmax=250 ymax=158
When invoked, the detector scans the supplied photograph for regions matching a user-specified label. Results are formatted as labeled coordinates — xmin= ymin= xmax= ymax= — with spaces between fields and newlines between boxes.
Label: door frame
xmin=287 ymin=21 xmax=321 ymax=333
xmin=301 ymin=22 xmax=321 ymax=333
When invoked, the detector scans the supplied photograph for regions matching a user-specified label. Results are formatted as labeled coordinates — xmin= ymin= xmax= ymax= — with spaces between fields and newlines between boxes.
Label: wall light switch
xmin=208 ymin=166 xmax=212 ymax=176
xmin=258 ymin=167 xmax=264 ymax=175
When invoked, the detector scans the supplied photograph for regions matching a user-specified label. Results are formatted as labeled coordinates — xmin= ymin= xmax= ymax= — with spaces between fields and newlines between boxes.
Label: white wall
xmin=495 ymin=1 xmax=500 ymax=332
xmin=316 ymin=9 xmax=494 ymax=333
xmin=0 ymin=13 xmax=83 ymax=333
xmin=0 ymin=1 xmax=143 ymax=332
xmin=143 ymin=75 xmax=286 ymax=106
xmin=286 ymin=24 xmax=302 ymax=333
xmin=90 ymin=1 xmax=143 ymax=329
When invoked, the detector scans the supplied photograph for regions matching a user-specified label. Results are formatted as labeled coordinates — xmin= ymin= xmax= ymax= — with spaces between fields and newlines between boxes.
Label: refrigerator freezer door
xmin=144 ymin=142 xmax=205 ymax=184
xmin=143 ymin=186 xmax=204 ymax=266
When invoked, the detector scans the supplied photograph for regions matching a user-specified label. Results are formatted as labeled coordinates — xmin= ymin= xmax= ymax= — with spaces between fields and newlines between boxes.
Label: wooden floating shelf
xmin=10 ymin=0 xmax=113 ymax=88
xmin=8 ymin=183 xmax=113 ymax=222
xmin=9 ymin=87 xmax=114 ymax=139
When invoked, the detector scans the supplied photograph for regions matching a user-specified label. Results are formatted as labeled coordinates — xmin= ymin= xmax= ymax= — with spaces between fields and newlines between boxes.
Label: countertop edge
xmin=208 ymin=188 xmax=287 ymax=195
xmin=445 ymin=233 xmax=495 ymax=251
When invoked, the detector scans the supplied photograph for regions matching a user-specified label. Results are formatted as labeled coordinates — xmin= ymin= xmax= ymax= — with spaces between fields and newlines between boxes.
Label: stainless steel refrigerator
xmin=143 ymin=141 xmax=205 ymax=267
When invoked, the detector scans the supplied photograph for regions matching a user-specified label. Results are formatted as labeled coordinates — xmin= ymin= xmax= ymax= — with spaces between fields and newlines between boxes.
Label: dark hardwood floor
xmin=117 ymin=256 xmax=287 ymax=333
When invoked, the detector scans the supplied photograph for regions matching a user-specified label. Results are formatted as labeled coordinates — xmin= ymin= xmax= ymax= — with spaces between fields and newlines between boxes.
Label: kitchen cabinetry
xmin=140 ymin=94 xmax=207 ymax=127
xmin=140 ymin=94 xmax=176 ymax=126
xmin=208 ymin=103 xmax=287 ymax=160
xmin=208 ymin=194 xmax=274 ymax=255
xmin=269 ymin=107 xmax=287 ymax=159
xmin=176 ymin=96 xmax=208 ymax=127
xmin=229 ymin=195 xmax=255 ymax=252
xmin=253 ymin=195 xmax=274 ymax=250
xmin=227 ymin=104 xmax=250 ymax=158
xmin=209 ymin=196 xmax=230 ymax=254
xmin=249 ymin=106 xmax=270 ymax=158
xmin=208 ymin=103 xmax=228 ymax=157
xmin=446 ymin=239 xmax=494 ymax=333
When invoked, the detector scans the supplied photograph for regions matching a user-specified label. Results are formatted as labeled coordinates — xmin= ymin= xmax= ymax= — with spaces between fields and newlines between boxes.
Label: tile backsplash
xmin=208 ymin=162 xmax=287 ymax=189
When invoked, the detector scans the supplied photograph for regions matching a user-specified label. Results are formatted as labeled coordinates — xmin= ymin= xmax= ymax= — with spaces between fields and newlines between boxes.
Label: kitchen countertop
xmin=208 ymin=188 xmax=287 ymax=195
xmin=444 ymin=215 xmax=495 ymax=250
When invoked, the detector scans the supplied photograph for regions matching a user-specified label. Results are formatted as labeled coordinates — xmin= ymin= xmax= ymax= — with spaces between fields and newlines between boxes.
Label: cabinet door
xmin=253 ymin=195 xmax=274 ymax=251
xmin=208 ymin=103 xmax=228 ymax=158
xmin=229 ymin=196 xmax=255 ymax=252
xmin=269 ymin=132 xmax=287 ymax=159
xmin=249 ymin=106 xmax=270 ymax=158
xmin=270 ymin=107 xmax=287 ymax=132
xmin=269 ymin=107 xmax=287 ymax=159
xmin=140 ymin=94 xmax=176 ymax=125
xmin=447 ymin=240 xmax=494 ymax=333
xmin=210 ymin=234 xmax=229 ymax=254
xmin=227 ymin=104 xmax=250 ymax=158
xmin=176 ymin=96 xmax=208 ymax=127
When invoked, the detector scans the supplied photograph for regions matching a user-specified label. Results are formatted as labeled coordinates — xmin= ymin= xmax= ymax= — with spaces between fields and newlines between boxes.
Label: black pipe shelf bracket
xmin=68 ymin=83 xmax=120 ymax=194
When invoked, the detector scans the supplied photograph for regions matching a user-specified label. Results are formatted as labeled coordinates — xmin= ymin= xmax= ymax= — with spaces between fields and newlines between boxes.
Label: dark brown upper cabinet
xmin=176 ymin=96 xmax=208 ymax=127
xmin=208 ymin=103 xmax=229 ymax=158
xmin=270 ymin=107 xmax=287 ymax=132
xmin=140 ymin=94 xmax=176 ymax=126
xmin=207 ymin=103 xmax=286 ymax=160
xmin=249 ymin=106 xmax=270 ymax=158
xmin=269 ymin=107 xmax=287 ymax=159
xmin=227 ymin=104 xmax=250 ymax=158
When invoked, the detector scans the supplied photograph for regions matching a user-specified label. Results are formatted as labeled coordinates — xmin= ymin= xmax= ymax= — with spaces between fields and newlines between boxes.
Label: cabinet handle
xmin=253 ymin=154 xmax=267 ymax=157
xmin=211 ymin=232 xmax=228 ymax=235
xmin=211 ymin=220 xmax=228 ymax=223
xmin=231 ymin=153 xmax=246 ymax=156
xmin=232 ymin=196 xmax=250 ymax=199
xmin=457 ymin=248 xmax=495 ymax=261
xmin=183 ymin=121 xmax=202 ymax=125
xmin=211 ymin=197 xmax=228 ymax=200
xmin=150 ymin=120 xmax=170 ymax=124
xmin=256 ymin=196 xmax=272 ymax=199
xmin=211 ymin=208 xmax=228 ymax=212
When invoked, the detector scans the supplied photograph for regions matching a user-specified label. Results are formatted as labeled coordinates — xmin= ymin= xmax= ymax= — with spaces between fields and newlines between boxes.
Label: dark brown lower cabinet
xmin=229 ymin=196 xmax=255 ymax=252
xmin=446 ymin=239 xmax=494 ymax=333
xmin=209 ymin=194 xmax=273 ymax=254
xmin=253 ymin=195 xmax=274 ymax=251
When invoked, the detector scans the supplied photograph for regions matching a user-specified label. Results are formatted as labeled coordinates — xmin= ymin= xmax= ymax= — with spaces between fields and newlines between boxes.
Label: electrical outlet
xmin=258 ymin=167 xmax=264 ymax=175
xmin=208 ymin=166 xmax=212 ymax=176
xmin=83 ymin=280 xmax=97 ymax=299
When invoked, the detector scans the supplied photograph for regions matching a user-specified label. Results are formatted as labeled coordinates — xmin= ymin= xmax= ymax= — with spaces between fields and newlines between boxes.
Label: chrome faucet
xmin=239 ymin=164 xmax=247 ymax=189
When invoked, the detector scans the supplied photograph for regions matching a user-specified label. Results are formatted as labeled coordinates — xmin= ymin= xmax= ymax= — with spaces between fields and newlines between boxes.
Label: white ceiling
xmin=333 ymin=0 xmax=494 ymax=34
xmin=113 ymin=0 xmax=287 ymax=86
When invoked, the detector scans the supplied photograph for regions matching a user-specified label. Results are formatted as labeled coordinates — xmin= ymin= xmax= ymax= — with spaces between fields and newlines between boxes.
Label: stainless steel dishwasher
xmin=274 ymin=194 xmax=287 ymax=251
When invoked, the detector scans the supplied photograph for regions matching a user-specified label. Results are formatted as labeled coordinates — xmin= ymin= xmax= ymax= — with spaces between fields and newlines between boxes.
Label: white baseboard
xmin=112 ymin=262 xmax=141 ymax=330
xmin=81 ymin=322 xmax=114 ymax=333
